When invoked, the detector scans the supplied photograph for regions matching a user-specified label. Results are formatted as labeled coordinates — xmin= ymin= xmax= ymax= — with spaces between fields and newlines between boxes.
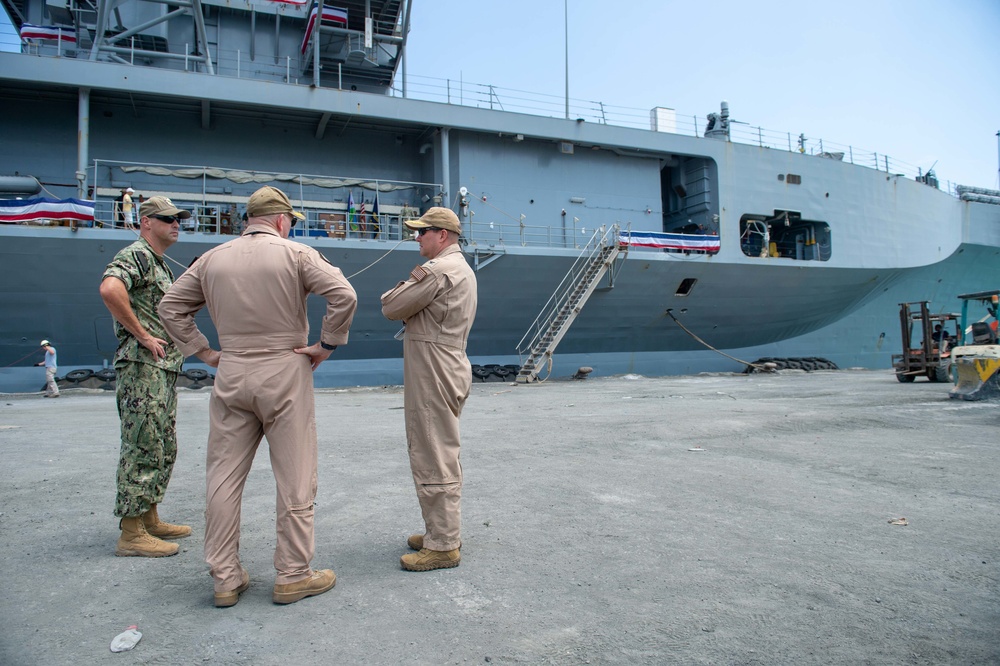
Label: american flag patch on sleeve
xmin=410 ymin=265 xmax=430 ymax=281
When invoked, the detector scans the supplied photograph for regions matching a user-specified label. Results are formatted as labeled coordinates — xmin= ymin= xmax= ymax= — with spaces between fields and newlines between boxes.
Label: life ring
xmin=64 ymin=369 xmax=94 ymax=382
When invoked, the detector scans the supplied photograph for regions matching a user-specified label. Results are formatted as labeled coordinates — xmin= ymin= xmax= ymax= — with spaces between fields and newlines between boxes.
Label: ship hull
xmin=1 ymin=0 xmax=997 ymax=392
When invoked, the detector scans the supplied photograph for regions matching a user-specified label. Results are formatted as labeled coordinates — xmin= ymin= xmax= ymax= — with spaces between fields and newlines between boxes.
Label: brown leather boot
xmin=272 ymin=569 xmax=336 ymax=605
xmin=142 ymin=504 xmax=192 ymax=539
xmin=400 ymin=548 xmax=461 ymax=572
xmin=116 ymin=516 xmax=179 ymax=557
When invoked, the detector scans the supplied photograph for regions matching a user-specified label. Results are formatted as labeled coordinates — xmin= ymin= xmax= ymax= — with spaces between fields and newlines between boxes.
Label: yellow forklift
xmin=891 ymin=301 xmax=961 ymax=383
xmin=949 ymin=290 xmax=1000 ymax=400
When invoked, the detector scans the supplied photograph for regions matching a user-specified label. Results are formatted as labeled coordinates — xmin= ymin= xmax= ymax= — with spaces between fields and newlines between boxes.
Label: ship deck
xmin=1 ymin=370 xmax=997 ymax=664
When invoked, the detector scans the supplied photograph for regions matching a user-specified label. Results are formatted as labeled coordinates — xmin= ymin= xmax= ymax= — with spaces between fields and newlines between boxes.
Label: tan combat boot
xmin=116 ymin=516 xmax=179 ymax=557
xmin=142 ymin=504 xmax=192 ymax=539
xmin=400 ymin=548 xmax=461 ymax=572
xmin=272 ymin=569 xmax=336 ymax=605
xmin=215 ymin=567 xmax=251 ymax=608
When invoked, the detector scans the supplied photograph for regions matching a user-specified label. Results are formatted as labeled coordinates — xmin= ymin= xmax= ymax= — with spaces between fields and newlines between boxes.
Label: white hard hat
xmin=40 ymin=339 xmax=50 ymax=346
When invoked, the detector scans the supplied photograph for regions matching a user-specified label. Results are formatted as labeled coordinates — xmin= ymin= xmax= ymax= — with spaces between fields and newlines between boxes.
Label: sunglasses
xmin=152 ymin=215 xmax=179 ymax=224
xmin=286 ymin=212 xmax=298 ymax=229
xmin=417 ymin=227 xmax=443 ymax=236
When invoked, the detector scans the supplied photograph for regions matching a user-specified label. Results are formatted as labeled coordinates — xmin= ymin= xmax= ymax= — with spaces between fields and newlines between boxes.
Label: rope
xmin=3 ymin=348 xmax=43 ymax=368
xmin=665 ymin=310 xmax=766 ymax=371
xmin=346 ymin=238 xmax=409 ymax=279
xmin=534 ymin=354 xmax=554 ymax=383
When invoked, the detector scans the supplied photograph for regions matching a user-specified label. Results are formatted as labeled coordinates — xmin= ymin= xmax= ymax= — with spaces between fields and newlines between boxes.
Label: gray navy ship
xmin=1 ymin=0 xmax=998 ymax=391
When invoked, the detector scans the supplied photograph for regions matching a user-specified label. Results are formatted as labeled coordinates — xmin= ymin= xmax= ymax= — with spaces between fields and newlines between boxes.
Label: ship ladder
xmin=515 ymin=225 xmax=624 ymax=384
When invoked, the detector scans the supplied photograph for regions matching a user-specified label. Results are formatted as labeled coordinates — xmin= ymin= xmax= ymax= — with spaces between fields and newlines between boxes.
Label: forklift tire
xmin=932 ymin=364 xmax=950 ymax=383
xmin=896 ymin=372 xmax=915 ymax=383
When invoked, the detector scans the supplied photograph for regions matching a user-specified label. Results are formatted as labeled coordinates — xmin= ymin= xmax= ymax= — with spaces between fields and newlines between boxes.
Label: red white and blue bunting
xmin=301 ymin=3 xmax=348 ymax=53
xmin=619 ymin=230 xmax=720 ymax=253
xmin=0 ymin=197 xmax=95 ymax=223
xmin=19 ymin=24 xmax=77 ymax=43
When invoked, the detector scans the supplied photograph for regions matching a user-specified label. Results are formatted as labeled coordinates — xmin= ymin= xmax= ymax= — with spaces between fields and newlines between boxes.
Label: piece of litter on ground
xmin=888 ymin=517 xmax=908 ymax=526
xmin=110 ymin=625 xmax=142 ymax=652
xmin=688 ymin=447 xmax=705 ymax=452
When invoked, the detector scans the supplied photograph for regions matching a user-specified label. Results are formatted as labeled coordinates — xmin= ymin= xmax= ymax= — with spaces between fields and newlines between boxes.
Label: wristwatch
xmin=320 ymin=342 xmax=337 ymax=351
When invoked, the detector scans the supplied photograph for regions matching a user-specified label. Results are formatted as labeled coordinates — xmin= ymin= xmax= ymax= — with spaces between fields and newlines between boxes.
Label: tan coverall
xmin=158 ymin=224 xmax=357 ymax=592
xmin=381 ymin=243 xmax=478 ymax=551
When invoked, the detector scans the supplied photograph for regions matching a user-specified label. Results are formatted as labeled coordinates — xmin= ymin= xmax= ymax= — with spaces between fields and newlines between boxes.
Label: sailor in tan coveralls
xmin=158 ymin=186 xmax=357 ymax=607
xmin=381 ymin=207 xmax=478 ymax=572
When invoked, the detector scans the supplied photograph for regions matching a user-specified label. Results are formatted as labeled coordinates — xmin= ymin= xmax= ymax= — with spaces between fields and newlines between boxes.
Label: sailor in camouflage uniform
xmin=99 ymin=196 xmax=193 ymax=558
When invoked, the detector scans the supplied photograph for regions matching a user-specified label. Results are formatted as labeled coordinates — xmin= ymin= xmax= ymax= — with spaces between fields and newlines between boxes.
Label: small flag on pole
xmin=371 ymin=192 xmax=380 ymax=238
xmin=347 ymin=190 xmax=358 ymax=233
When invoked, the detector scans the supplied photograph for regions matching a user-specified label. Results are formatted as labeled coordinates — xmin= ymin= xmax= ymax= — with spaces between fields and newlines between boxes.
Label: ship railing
xmin=4 ymin=30 xmax=937 ymax=187
xmin=83 ymin=194 xmax=622 ymax=251
xmin=87 ymin=158 xmax=441 ymax=240
xmin=515 ymin=224 xmax=620 ymax=358
xmin=3 ymin=26 xmax=935 ymax=188
xmin=397 ymin=74 xmax=928 ymax=183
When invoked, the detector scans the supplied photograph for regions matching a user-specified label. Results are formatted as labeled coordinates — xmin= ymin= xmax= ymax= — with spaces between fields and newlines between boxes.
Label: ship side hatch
xmin=739 ymin=211 xmax=831 ymax=261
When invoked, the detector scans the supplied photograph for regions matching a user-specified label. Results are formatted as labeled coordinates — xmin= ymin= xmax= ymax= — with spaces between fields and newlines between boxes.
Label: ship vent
xmin=675 ymin=278 xmax=697 ymax=296
xmin=785 ymin=174 xmax=802 ymax=185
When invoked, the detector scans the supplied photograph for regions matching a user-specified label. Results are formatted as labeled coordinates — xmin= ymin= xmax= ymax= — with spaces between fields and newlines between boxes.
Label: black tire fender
xmin=64 ymin=369 xmax=94 ymax=382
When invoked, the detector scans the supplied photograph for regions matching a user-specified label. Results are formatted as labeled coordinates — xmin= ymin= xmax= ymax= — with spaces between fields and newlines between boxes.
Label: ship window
xmin=739 ymin=212 xmax=831 ymax=261
xmin=786 ymin=174 xmax=802 ymax=184
xmin=675 ymin=278 xmax=697 ymax=296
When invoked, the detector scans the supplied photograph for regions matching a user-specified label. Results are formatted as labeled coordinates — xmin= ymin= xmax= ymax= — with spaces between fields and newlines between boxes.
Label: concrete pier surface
xmin=1 ymin=370 xmax=997 ymax=665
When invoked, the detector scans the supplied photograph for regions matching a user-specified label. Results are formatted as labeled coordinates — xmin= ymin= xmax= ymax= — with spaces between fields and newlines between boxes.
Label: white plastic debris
xmin=110 ymin=625 xmax=142 ymax=652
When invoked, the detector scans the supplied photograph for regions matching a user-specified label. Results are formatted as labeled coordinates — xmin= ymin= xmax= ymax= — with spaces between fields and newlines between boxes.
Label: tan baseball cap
xmin=139 ymin=196 xmax=191 ymax=219
xmin=404 ymin=207 xmax=461 ymax=234
xmin=246 ymin=186 xmax=305 ymax=220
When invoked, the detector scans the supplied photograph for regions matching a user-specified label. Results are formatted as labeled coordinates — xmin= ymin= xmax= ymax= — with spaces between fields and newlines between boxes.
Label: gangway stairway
xmin=516 ymin=225 xmax=625 ymax=383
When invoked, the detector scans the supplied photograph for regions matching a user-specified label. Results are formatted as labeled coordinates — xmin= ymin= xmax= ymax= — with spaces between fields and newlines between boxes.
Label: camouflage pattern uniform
xmin=103 ymin=238 xmax=184 ymax=518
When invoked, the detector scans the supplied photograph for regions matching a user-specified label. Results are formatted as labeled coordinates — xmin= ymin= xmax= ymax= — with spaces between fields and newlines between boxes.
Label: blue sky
xmin=403 ymin=0 xmax=1000 ymax=191
xmin=3 ymin=1 xmax=997 ymax=189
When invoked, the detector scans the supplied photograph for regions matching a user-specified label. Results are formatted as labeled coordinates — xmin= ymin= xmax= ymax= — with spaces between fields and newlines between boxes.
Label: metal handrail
xmin=516 ymin=224 xmax=619 ymax=358
xmin=2 ymin=34 xmax=936 ymax=187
